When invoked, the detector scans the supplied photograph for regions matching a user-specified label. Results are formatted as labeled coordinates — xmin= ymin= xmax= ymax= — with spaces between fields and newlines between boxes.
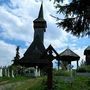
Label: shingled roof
xmin=85 ymin=46 xmax=90 ymax=50
xmin=34 ymin=3 xmax=46 ymax=22
xmin=24 ymin=35 xmax=45 ymax=56
xmin=19 ymin=35 xmax=46 ymax=64
xmin=84 ymin=46 xmax=90 ymax=55
xmin=59 ymin=48 xmax=80 ymax=61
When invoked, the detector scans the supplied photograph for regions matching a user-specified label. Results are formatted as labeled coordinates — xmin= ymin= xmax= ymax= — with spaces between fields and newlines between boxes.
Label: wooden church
xmin=13 ymin=3 xmax=49 ymax=69
xmin=13 ymin=3 xmax=81 ymax=71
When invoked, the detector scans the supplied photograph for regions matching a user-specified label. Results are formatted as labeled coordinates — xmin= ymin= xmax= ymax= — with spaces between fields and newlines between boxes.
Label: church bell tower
xmin=33 ymin=3 xmax=47 ymax=43
xmin=14 ymin=3 xmax=47 ymax=67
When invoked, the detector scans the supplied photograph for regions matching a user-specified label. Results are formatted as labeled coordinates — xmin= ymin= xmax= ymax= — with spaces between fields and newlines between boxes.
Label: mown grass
xmin=0 ymin=77 xmax=46 ymax=90
xmin=54 ymin=75 xmax=90 ymax=90
xmin=0 ymin=72 xmax=90 ymax=90
xmin=14 ymin=78 xmax=44 ymax=90
xmin=0 ymin=76 xmax=31 ymax=85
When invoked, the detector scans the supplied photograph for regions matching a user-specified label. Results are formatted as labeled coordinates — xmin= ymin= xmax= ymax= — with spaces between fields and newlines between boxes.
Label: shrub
xmin=76 ymin=65 xmax=90 ymax=72
xmin=76 ymin=67 xmax=86 ymax=72
xmin=53 ymin=69 xmax=70 ymax=76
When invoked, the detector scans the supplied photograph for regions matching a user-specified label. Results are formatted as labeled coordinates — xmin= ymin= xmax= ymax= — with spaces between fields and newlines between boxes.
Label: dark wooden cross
xmin=44 ymin=45 xmax=59 ymax=90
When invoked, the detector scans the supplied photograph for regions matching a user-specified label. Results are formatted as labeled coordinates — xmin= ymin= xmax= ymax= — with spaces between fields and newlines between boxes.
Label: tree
xmin=51 ymin=0 xmax=90 ymax=37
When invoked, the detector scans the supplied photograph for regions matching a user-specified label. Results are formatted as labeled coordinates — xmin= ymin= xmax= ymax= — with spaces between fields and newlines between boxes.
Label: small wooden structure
xmin=84 ymin=46 xmax=90 ymax=65
xmin=41 ymin=45 xmax=59 ymax=90
xmin=59 ymin=48 xmax=80 ymax=69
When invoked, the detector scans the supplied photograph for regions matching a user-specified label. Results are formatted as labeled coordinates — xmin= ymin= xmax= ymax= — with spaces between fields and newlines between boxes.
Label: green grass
xmin=53 ymin=69 xmax=71 ymax=76
xmin=0 ymin=77 xmax=46 ymax=90
xmin=54 ymin=76 xmax=90 ymax=90
xmin=76 ymin=65 xmax=90 ymax=72
xmin=0 ymin=73 xmax=90 ymax=90
xmin=0 ymin=76 xmax=31 ymax=85
xmin=14 ymin=78 xmax=44 ymax=90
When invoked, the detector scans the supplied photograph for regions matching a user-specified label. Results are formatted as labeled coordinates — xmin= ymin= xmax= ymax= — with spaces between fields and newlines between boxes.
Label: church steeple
xmin=33 ymin=3 xmax=47 ymax=43
xmin=33 ymin=3 xmax=47 ymax=29
xmin=38 ymin=3 xmax=43 ymax=19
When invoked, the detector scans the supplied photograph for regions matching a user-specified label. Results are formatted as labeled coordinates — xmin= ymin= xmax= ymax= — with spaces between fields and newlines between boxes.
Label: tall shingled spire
xmin=38 ymin=2 xmax=43 ymax=19
xmin=33 ymin=2 xmax=47 ymax=43
xmin=33 ymin=3 xmax=47 ymax=29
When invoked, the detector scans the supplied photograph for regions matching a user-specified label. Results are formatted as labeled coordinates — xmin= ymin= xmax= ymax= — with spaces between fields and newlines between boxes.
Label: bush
xmin=76 ymin=65 xmax=90 ymax=72
xmin=53 ymin=69 xmax=70 ymax=76
xmin=85 ymin=65 xmax=90 ymax=72
xmin=76 ymin=67 xmax=86 ymax=72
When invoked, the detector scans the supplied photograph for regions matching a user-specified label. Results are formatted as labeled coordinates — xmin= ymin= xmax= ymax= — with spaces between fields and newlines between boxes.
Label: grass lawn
xmin=54 ymin=76 xmax=90 ymax=90
xmin=0 ymin=76 xmax=31 ymax=85
xmin=0 ymin=75 xmax=90 ymax=90
xmin=0 ymin=76 xmax=45 ymax=90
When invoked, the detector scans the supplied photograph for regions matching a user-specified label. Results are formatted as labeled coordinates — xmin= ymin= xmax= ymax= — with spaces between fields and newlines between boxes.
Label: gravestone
xmin=11 ymin=70 xmax=14 ymax=78
xmin=0 ymin=67 xmax=2 ymax=77
xmin=7 ymin=68 xmax=10 ymax=77
xmin=35 ymin=66 xmax=40 ymax=77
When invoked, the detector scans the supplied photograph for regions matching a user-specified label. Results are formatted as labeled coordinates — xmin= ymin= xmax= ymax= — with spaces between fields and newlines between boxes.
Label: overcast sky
xmin=0 ymin=0 xmax=89 ymax=68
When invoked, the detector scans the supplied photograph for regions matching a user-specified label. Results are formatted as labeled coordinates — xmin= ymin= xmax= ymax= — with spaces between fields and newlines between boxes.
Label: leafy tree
xmin=50 ymin=0 xmax=90 ymax=37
